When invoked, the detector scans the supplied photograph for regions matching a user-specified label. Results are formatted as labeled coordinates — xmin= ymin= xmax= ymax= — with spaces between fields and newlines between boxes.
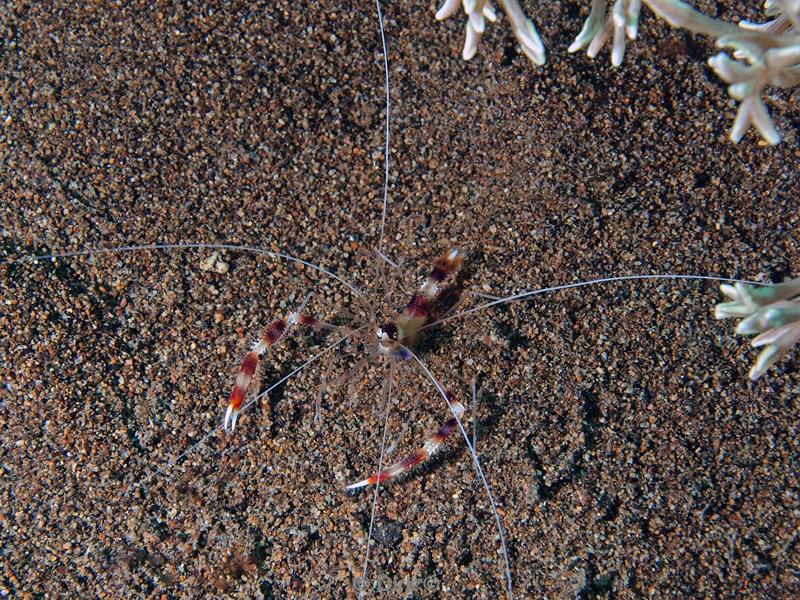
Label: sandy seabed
xmin=1 ymin=1 xmax=799 ymax=598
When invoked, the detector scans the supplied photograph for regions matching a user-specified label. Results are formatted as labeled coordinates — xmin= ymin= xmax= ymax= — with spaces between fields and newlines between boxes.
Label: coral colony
xmin=436 ymin=0 xmax=800 ymax=144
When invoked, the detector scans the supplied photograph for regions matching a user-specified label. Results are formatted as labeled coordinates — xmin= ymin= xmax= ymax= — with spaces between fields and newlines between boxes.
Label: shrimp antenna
xmin=471 ymin=379 xmax=478 ymax=453
xmin=10 ymin=241 xmax=366 ymax=299
xmin=375 ymin=0 xmax=391 ymax=258
xmin=359 ymin=13 xmax=393 ymax=593
xmin=358 ymin=360 xmax=396 ymax=599
xmin=423 ymin=273 xmax=770 ymax=331
xmin=404 ymin=346 xmax=514 ymax=599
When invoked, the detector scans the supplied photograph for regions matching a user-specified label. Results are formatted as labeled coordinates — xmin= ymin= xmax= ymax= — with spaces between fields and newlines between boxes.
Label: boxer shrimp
xmin=3 ymin=0 xmax=799 ymax=598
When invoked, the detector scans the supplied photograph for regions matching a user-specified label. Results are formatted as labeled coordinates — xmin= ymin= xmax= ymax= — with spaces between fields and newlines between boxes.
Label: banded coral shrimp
xmin=2 ymin=0 xmax=800 ymax=598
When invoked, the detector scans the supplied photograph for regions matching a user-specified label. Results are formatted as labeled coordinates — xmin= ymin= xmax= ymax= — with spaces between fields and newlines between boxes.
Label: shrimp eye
xmin=379 ymin=323 xmax=399 ymax=341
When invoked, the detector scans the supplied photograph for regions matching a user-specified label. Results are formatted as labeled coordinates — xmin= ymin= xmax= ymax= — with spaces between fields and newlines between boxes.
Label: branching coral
xmin=716 ymin=278 xmax=800 ymax=380
xmin=568 ymin=0 xmax=642 ymax=67
xmin=435 ymin=0 xmax=800 ymax=144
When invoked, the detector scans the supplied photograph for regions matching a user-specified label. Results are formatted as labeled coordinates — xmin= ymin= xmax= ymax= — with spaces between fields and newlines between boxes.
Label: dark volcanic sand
xmin=1 ymin=1 xmax=799 ymax=598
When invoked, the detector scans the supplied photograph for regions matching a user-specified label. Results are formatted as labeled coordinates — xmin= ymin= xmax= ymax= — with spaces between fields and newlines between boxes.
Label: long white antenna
xmin=374 ymin=0 xmax=391 ymax=256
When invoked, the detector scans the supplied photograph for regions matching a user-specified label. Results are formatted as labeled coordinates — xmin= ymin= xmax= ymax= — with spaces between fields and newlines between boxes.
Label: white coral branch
xmin=716 ymin=278 xmax=800 ymax=380
xmin=568 ymin=0 xmax=642 ymax=67
xmin=435 ymin=0 xmax=545 ymax=65
xmin=437 ymin=0 xmax=498 ymax=60
xmin=709 ymin=41 xmax=800 ymax=144
xmin=766 ymin=0 xmax=800 ymax=31
xmin=499 ymin=0 xmax=546 ymax=65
